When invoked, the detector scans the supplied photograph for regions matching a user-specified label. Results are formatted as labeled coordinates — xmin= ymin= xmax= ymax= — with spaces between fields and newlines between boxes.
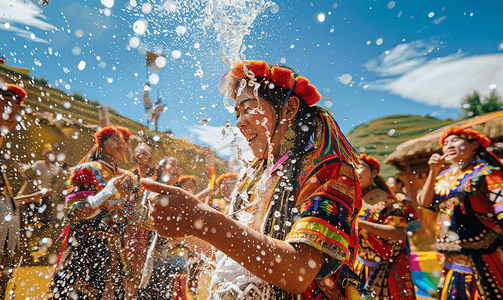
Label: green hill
xmin=0 ymin=64 xmax=228 ymax=193
xmin=346 ymin=114 xmax=457 ymax=178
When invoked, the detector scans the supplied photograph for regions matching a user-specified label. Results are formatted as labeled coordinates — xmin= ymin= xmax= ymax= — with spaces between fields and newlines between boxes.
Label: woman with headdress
xmin=205 ymin=172 xmax=239 ymax=213
xmin=419 ymin=126 xmax=503 ymax=300
xmin=48 ymin=126 xmax=143 ymax=300
xmin=142 ymin=60 xmax=367 ymax=299
xmin=132 ymin=143 xmax=156 ymax=180
xmin=353 ymin=154 xmax=418 ymax=300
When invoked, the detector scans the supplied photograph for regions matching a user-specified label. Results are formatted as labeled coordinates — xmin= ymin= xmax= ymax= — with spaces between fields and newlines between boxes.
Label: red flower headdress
xmin=222 ymin=60 xmax=321 ymax=107
xmin=116 ymin=126 xmax=132 ymax=142
xmin=178 ymin=175 xmax=198 ymax=184
xmin=2 ymin=82 xmax=27 ymax=103
xmin=439 ymin=126 xmax=491 ymax=148
xmin=216 ymin=172 xmax=239 ymax=186
xmin=95 ymin=127 xmax=120 ymax=148
xmin=360 ymin=154 xmax=380 ymax=175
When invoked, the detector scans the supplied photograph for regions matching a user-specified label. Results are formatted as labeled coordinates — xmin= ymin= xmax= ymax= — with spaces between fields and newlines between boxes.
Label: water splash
xmin=202 ymin=0 xmax=274 ymax=66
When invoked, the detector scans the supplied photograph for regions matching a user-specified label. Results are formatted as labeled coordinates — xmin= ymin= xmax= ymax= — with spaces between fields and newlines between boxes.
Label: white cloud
xmin=0 ymin=0 xmax=57 ymax=43
xmin=365 ymin=38 xmax=503 ymax=108
xmin=189 ymin=125 xmax=254 ymax=162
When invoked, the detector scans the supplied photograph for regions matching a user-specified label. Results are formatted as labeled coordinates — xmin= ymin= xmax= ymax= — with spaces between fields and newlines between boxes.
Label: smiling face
xmin=234 ymin=85 xmax=289 ymax=160
xmin=356 ymin=162 xmax=375 ymax=191
xmin=101 ymin=134 xmax=128 ymax=162
xmin=134 ymin=144 xmax=152 ymax=166
xmin=441 ymin=134 xmax=478 ymax=164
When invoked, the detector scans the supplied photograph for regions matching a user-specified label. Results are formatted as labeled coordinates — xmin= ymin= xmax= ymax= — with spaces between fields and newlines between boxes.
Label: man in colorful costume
xmin=142 ymin=60 xmax=368 ymax=299
xmin=419 ymin=126 xmax=503 ymax=300
xmin=354 ymin=154 xmax=418 ymax=299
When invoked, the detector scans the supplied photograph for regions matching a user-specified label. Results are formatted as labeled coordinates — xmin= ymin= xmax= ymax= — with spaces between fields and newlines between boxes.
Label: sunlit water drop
xmin=63 ymin=102 xmax=71 ymax=109
xmin=176 ymin=25 xmax=187 ymax=35
xmin=270 ymin=4 xmax=279 ymax=14
xmin=142 ymin=3 xmax=152 ymax=14
xmin=172 ymin=50 xmax=181 ymax=59
xmin=133 ymin=20 xmax=148 ymax=35
xmin=77 ymin=61 xmax=86 ymax=70
xmin=155 ymin=56 xmax=166 ymax=68
xmin=317 ymin=13 xmax=326 ymax=22
xmin=149 ymin=73 xmax=160 ymax=85
xmin=101 ymin=0 xmax=114 ymax=8
xmin=339 ymin=73 xmax=352 ymax=85
xmin=129 ymin=36 xmax=140 ymax=48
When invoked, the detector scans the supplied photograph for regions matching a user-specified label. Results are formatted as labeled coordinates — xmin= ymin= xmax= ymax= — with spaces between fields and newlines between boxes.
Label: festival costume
xmin=208 ymin=107 xmax=365 ymax=300
xmin=47 ymin=160 xmax=146 ymax=300
xmin=353 ymin=184 xmax=418 ymax=300
xmin=429 ymin=160 xmax=503 ymax=300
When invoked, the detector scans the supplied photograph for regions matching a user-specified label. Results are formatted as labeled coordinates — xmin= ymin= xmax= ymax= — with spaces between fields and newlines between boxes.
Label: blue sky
xmin=1 ymin=0 xmax=502 ymax=159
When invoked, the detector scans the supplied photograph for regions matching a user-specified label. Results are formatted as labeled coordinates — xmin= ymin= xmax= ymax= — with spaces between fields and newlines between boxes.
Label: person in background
xmin=0 ymin=82 xmax=51 ymax=298
xmin=353 ymin=154 xmax=418 ymax=300
xmin=419 ymin=126 xmax=503 ymax=300
xmin=177 ymin=175 xmax=198 ymax=194
xmin=132 ymin=143 xmax=155 ymax=179
xmin=207 ymin=172 xmax=238 ymax=213
xmin=48 ymin=126 xmax=143 ymax=300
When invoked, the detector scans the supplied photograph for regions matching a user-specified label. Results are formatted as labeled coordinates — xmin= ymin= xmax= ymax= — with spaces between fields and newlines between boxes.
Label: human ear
xmin=283 ymin=96 xmax=300 ymax=121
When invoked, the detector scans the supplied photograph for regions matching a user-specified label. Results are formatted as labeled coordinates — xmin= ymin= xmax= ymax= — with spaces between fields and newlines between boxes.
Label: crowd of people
xmin=1 ymin=59 xmax=503 ymax=300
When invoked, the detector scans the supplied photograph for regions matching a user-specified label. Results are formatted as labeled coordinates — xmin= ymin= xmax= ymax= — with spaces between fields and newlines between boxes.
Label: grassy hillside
xmin=0 ymin=64 xmax=228 ymax=193
xmin=346 ymin=114 xmax=456 ymax=178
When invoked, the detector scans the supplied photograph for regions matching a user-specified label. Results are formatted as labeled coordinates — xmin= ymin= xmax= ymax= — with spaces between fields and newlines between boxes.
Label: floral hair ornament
xmin=439 ymin=126 xmax=491 ymax=148
xmin=178 ymin=175 xmax=198 ymax=184
xmin=216 ymin=172 xmax=239 ymax=186
xmin=1 ymin=82 xmax=27 ymax=103
xmin=221 ymin=60 xmax=322 ymax=107
xmin=360 ymin=154 xmax=380 ymax=175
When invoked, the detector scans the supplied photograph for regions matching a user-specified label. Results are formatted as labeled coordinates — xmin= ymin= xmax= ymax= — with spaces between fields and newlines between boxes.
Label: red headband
xmin=216 ymin=172 xmax=239 ymax=186
xmin=178 ymin=175 xmax=198 ymax=184
xmin=360 ymin=154 xmax=380 ymax=175
xmin=439 ymin=126 xmax=491 ymax=148
xmin=116 ymin=126 xmax=132 ymax=142
xmin=2 ymin=82 xmax=27 ymax=103
xmin=225 ymin=60 xmax=321 ymax=107
xmin=95 ymin=127 xmax=120 ymax=148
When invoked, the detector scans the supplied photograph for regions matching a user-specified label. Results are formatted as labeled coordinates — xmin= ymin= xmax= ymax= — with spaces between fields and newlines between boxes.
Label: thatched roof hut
xmin=384 ymin=110 xmax=503 ymax=201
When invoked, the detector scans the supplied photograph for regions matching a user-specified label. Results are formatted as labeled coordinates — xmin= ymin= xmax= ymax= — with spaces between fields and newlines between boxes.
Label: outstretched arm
xmin=142 ymin=179 xmax=325 ymax=294
xmin=358 ymin=220 xmax=406 ymax=241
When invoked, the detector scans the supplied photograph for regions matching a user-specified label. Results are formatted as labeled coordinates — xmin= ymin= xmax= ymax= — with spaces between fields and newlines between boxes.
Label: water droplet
xmin=63 ymin=102 xmax=71 ymax=109
xmin=387 ymin=129 xmax=396 ymax=136
xmin=194 ymin=42 xmax=200 ymax=49
xmin=376 ymin=37 xmax=383 ymax=45
xmin=332 ymin=3 xmax=338 ymax=9
xmin=387 ymin=1 xmax=395 ymax=9
xmin=77 ymin=61 xmax=86 ymax=70
xmin=340 ymin=73 xmax=352 ymax=85
xmin=133 ymin=20 xmax=148 ymax=35
xmin=317 ymin=13 xmax=326 ymax=22
xmin=149 ymin=73 xmax=159 ymax=85
xmin=155 ymin=56 xmax=166 ymax=68
xmin=4 ymin=23 xmax=10 ymax=29
xmin=153 ymin=135 xmax=160 ymax=142
xmin=130 ymin=36 xmax=140 ymax=48
xmin=324 ymin=101 xmax=333 ymax=108
xmin=200 ymin=105 xmax=206 ymax=110
xmin=130 ymin=0 xmax=137 ymax=7
xmin=101 ymin=0 xmax=114 ymax=8
xmin=490 ymin=84 xmax=497 ymax=89
xmin=270 ymin=4 xmax=279 ymax=14
xmin=142 ymin=3 xmax=152 ymax=14
xmin=176 ymin=25 xmax=187 ymax=35
xmin=172 ymin=50 xmax=181 ymax=59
